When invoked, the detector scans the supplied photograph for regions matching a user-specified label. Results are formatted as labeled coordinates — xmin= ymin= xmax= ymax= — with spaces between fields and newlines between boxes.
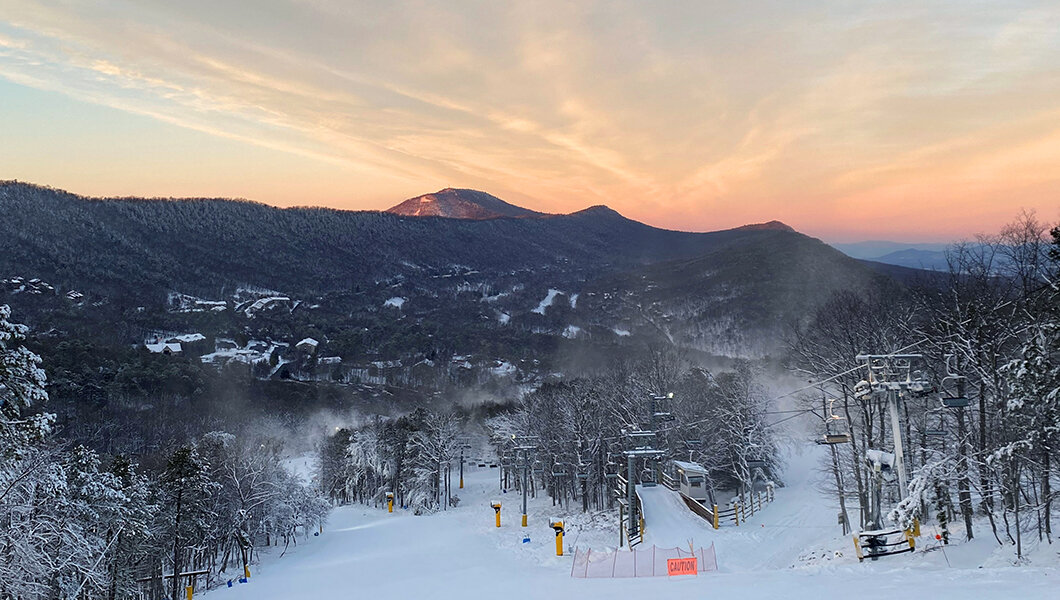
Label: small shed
xmin=296 ymin=337 xmax=319 ymax=353
xmin=673 ymin=460 xmax=709 ymax=501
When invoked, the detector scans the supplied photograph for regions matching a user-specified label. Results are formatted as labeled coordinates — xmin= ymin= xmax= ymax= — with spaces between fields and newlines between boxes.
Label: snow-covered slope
xmin=638 ymin=445 xmax=842 ymax=571
xmin=210 ymin=448 xmax=1057 ymax=600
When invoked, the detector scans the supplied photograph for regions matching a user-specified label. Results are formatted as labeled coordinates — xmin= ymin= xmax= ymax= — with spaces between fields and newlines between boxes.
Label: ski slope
xmin=639 ymin=444 xmax=846 ymax=570
xmin=208 ymin=447 xmax=1058 ymax=600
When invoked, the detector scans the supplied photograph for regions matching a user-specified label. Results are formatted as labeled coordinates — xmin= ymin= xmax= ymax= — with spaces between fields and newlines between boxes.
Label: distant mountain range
xmin=830 ymin=240 xmax=952 ymax=271
xmin=0 ymin=181 xmax=909 ymax=357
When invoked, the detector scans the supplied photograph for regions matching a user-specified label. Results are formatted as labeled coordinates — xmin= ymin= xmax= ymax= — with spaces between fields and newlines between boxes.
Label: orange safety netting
xmin=570 ymin=543 xmax=718 ymax=578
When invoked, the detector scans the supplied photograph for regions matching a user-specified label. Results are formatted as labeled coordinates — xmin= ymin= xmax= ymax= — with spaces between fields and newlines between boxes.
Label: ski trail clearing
xmin=638 ymin=444 xmax=843 ymax=570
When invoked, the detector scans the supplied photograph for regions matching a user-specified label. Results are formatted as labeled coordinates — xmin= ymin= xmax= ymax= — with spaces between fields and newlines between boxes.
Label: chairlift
xmin=924 ymin=429 xmax=947 ymax=437
xmin=550 ymin=464 xmax=568 ymax=477
xmin=746 ymin=459 xmax=768 ymax=468
xmin=817 ymin=398 xmax=851 ymax=445
xmin=641 ymin=466 xmax=658 ymax=487
xmin=940 ymin=375 xmax=970 ymax=408
xmin=820 ymin=433 xmax=851 ymax=445
xmin=531 ymin=460 xmax=545 ymax=475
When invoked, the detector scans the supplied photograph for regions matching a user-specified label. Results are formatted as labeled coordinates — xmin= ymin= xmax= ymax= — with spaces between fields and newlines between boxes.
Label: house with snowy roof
xmin=296 ymin=337 xmax=319 ymax=353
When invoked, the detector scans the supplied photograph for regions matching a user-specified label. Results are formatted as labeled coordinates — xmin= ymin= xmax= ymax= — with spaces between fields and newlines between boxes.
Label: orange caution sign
xmin=666 ymin=557 xmax=698 ymax=577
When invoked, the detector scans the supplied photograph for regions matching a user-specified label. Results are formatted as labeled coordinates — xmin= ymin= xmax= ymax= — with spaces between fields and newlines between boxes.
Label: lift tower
xmin=855 ymin=354 xmax=931 ymax=499
xmin=511 ymin=435 xmax=538 ymax=527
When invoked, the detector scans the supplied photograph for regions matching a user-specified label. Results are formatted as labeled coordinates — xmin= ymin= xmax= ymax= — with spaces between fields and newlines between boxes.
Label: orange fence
xmin=570 ymin=543 xmax=718 ymax=578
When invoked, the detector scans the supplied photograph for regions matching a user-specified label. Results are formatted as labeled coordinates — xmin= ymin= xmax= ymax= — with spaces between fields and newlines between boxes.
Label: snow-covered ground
xmin=532 ymin=289 xmax=562 ymax=314
xmin=211 ymin=447 xmax=1059 ymax=600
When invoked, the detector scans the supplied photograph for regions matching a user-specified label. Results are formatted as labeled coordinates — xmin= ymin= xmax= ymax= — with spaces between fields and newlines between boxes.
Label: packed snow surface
xmin=531 ymin=289 xmax=562 ymax=314
xmin=212 ymin=446 xmax=1057 ymax=600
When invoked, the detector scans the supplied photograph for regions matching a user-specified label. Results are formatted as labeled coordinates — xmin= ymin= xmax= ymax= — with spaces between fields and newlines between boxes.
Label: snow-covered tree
xmin=0 ymin=303 xmax=51 ymax=456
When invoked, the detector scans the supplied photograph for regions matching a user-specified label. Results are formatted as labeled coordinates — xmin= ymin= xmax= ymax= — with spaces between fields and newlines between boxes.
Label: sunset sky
xmin=1 ymin=1 xmax=1058 ymax=242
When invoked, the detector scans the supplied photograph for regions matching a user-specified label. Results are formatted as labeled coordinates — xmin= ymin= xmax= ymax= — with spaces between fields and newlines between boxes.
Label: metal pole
xmin=888 ymin=390 xmax=909 ymax=499
xmin=521 ymin=451 xmax=529 ymax=527
xmin=627 ymin=455 xmax=636 ymax=540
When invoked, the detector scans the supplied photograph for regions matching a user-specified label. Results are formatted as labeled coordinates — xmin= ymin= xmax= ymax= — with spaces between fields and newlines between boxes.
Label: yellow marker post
xmin=712 ymin=505 xmax=719 ymax=530
xmin=244 ymin=564 xmax=251 ymax=579
xmin=733 ymin=504 xmax=740 ymax=526
xmin=550 ymin=521 xmax=565 ymax=556
xmin=492 ymin=502 xmax=502 ymax=527
xmin=522 ymin=514 xmax=527 ymax=527
xmin=386 ymin=491 xmax=395 ymax=513
xmin=185 ymin=586 xmax=193 ymax=600
xmin=912 ymin=517 xmax=921 ymax=538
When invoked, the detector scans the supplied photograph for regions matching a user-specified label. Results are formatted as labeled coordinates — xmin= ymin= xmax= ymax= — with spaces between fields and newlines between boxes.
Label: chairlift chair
xmin=940 ymin=375 xmax=970 ymax=408
xmin=821 ymin=433 xmax=852 ymax=445
xmin=924 ymin=429 xmax=947 ymax=437
xmin=818 ymin=398 xmax=851 ymax=445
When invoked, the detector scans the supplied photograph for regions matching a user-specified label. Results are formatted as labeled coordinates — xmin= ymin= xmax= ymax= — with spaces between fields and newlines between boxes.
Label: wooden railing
xmin=678 ymin=486 xmax=775 ymax=529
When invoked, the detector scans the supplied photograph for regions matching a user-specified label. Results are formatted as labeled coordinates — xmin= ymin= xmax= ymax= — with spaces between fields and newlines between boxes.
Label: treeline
xmin=0 ymin=306 xmax=328 ymax=600
xmin=320 ymin=408 xmax=466 ymax=512
xmin=321 ymin=351 xmax=782 ymax=514
xmin=485 ymin=358 xmax=781 ymax=512
xmin=789 ymin=214 xmax=1059 ymax=555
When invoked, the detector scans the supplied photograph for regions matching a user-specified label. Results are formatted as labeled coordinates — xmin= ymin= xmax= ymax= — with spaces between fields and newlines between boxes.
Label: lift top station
xmin=673 ymin=461 xmax=709 ymax=502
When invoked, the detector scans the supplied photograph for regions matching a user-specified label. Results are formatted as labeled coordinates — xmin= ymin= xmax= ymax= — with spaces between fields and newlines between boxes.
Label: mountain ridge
xmin=0 ymin=180 xmax=911 ymax=356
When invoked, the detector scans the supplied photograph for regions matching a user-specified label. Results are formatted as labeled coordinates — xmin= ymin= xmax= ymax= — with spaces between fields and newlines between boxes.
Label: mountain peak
xmin=386 ymin=188 xmax=544 ymax=220
xmin=569 ymin=205 xmax=624 ymax=218
xmin=734 ymin=220 xmax=796 ymax=233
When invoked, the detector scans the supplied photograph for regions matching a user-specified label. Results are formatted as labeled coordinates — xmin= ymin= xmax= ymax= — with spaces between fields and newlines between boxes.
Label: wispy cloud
xmin=1 ymin=0 xmax=1058 ymax=238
